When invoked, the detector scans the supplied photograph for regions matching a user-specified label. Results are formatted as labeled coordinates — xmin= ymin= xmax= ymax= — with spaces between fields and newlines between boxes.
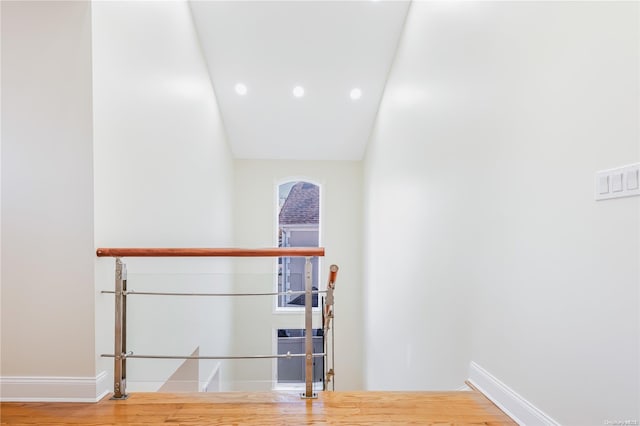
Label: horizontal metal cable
xmin=101 ymin=290 xmax=327 ymax=297
xmin=101 ymin=352 xmax=326 ymax=360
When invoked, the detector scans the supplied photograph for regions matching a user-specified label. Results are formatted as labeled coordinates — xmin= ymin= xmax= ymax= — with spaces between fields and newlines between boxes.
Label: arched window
xmin=277 ymin=181 xmax=320 ymax=308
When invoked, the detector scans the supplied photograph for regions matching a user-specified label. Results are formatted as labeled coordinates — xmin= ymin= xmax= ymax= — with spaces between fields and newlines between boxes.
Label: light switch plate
xmin=595 ymin=162 xmax=640 ymax=200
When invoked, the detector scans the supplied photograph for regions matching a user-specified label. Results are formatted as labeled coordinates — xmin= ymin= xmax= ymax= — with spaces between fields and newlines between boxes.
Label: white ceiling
xmin=189 ymin=0 xmax=410 ymax=161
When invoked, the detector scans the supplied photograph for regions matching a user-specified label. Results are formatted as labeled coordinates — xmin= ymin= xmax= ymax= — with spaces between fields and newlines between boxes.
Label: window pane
xmin=276 ymin=328 xmax=324 ymax=384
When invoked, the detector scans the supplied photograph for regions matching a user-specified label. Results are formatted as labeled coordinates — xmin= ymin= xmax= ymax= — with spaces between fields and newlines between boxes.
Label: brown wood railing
xmin=96 ymin=247 xmax=325 ymax=258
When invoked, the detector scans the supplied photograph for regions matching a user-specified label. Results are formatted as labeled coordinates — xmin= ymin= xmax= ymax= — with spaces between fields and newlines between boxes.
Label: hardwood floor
xmin=1 ymin=390 xmax=517 ymax=425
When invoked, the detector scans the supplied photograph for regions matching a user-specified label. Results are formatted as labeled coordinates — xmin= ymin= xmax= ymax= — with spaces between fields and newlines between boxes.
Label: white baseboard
xmin=0 ymin=371 xmax=110 ymax=402
xmin=468 ymin=362 xmax=560 ymax=426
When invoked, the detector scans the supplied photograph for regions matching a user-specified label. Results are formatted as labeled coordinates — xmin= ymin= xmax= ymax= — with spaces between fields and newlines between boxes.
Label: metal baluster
xmin=301 ymin=256 xmax=316 ymax=399
xmin=111 ymin=258 xmax=128 ymax=400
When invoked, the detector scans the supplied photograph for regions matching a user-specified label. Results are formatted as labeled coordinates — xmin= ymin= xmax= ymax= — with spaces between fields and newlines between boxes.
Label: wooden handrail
xmin=96 ymin=247 xmax=325 ymax=258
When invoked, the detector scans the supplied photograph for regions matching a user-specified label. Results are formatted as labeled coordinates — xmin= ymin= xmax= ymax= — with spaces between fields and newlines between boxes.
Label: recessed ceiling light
xmin=293 ymin=86 xmax=305 ymax=98
xmin=350 ymin=88 xmax=362 ymax=100
xmin=235 ymin=83 xmax=247 ymax=96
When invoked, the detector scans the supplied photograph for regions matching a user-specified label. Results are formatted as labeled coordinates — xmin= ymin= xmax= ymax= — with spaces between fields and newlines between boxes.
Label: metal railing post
xmin=301 ymin=256 xmax=316 ymax=399
xmin=112 ymin=258 xmax=128 ymax=400
xmin=323 ymin=265 xmax=338 ymax=391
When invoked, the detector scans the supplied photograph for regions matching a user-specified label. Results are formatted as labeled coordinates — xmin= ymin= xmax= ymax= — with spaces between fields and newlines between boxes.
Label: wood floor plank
xmin=0 ymin=391 xmax=517 ymax=425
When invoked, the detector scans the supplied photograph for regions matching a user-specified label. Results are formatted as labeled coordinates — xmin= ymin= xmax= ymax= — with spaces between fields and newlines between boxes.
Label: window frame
xmin=273 ymin=178 xmax=323 ymax=314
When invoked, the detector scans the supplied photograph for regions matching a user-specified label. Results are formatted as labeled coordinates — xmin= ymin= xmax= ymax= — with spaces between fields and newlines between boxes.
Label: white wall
xmin=364 ymin=1 xmax=639 ymax=424
xmin=1 ymin=0 xmax=96 ymax=378
xmin=92 ymin=1 xmax=235 ymax=390
xmin=233 ymin=160 xmax=363 ymax=390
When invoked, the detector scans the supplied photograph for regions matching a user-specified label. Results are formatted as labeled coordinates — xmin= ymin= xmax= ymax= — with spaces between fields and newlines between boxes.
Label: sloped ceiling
xmin=189 ymin=0 xmax=410 ymax=160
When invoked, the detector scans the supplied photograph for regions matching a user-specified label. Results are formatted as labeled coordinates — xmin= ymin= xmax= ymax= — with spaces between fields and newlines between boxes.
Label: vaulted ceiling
xmin=189 ymin=1 xmax=410 ymax=161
